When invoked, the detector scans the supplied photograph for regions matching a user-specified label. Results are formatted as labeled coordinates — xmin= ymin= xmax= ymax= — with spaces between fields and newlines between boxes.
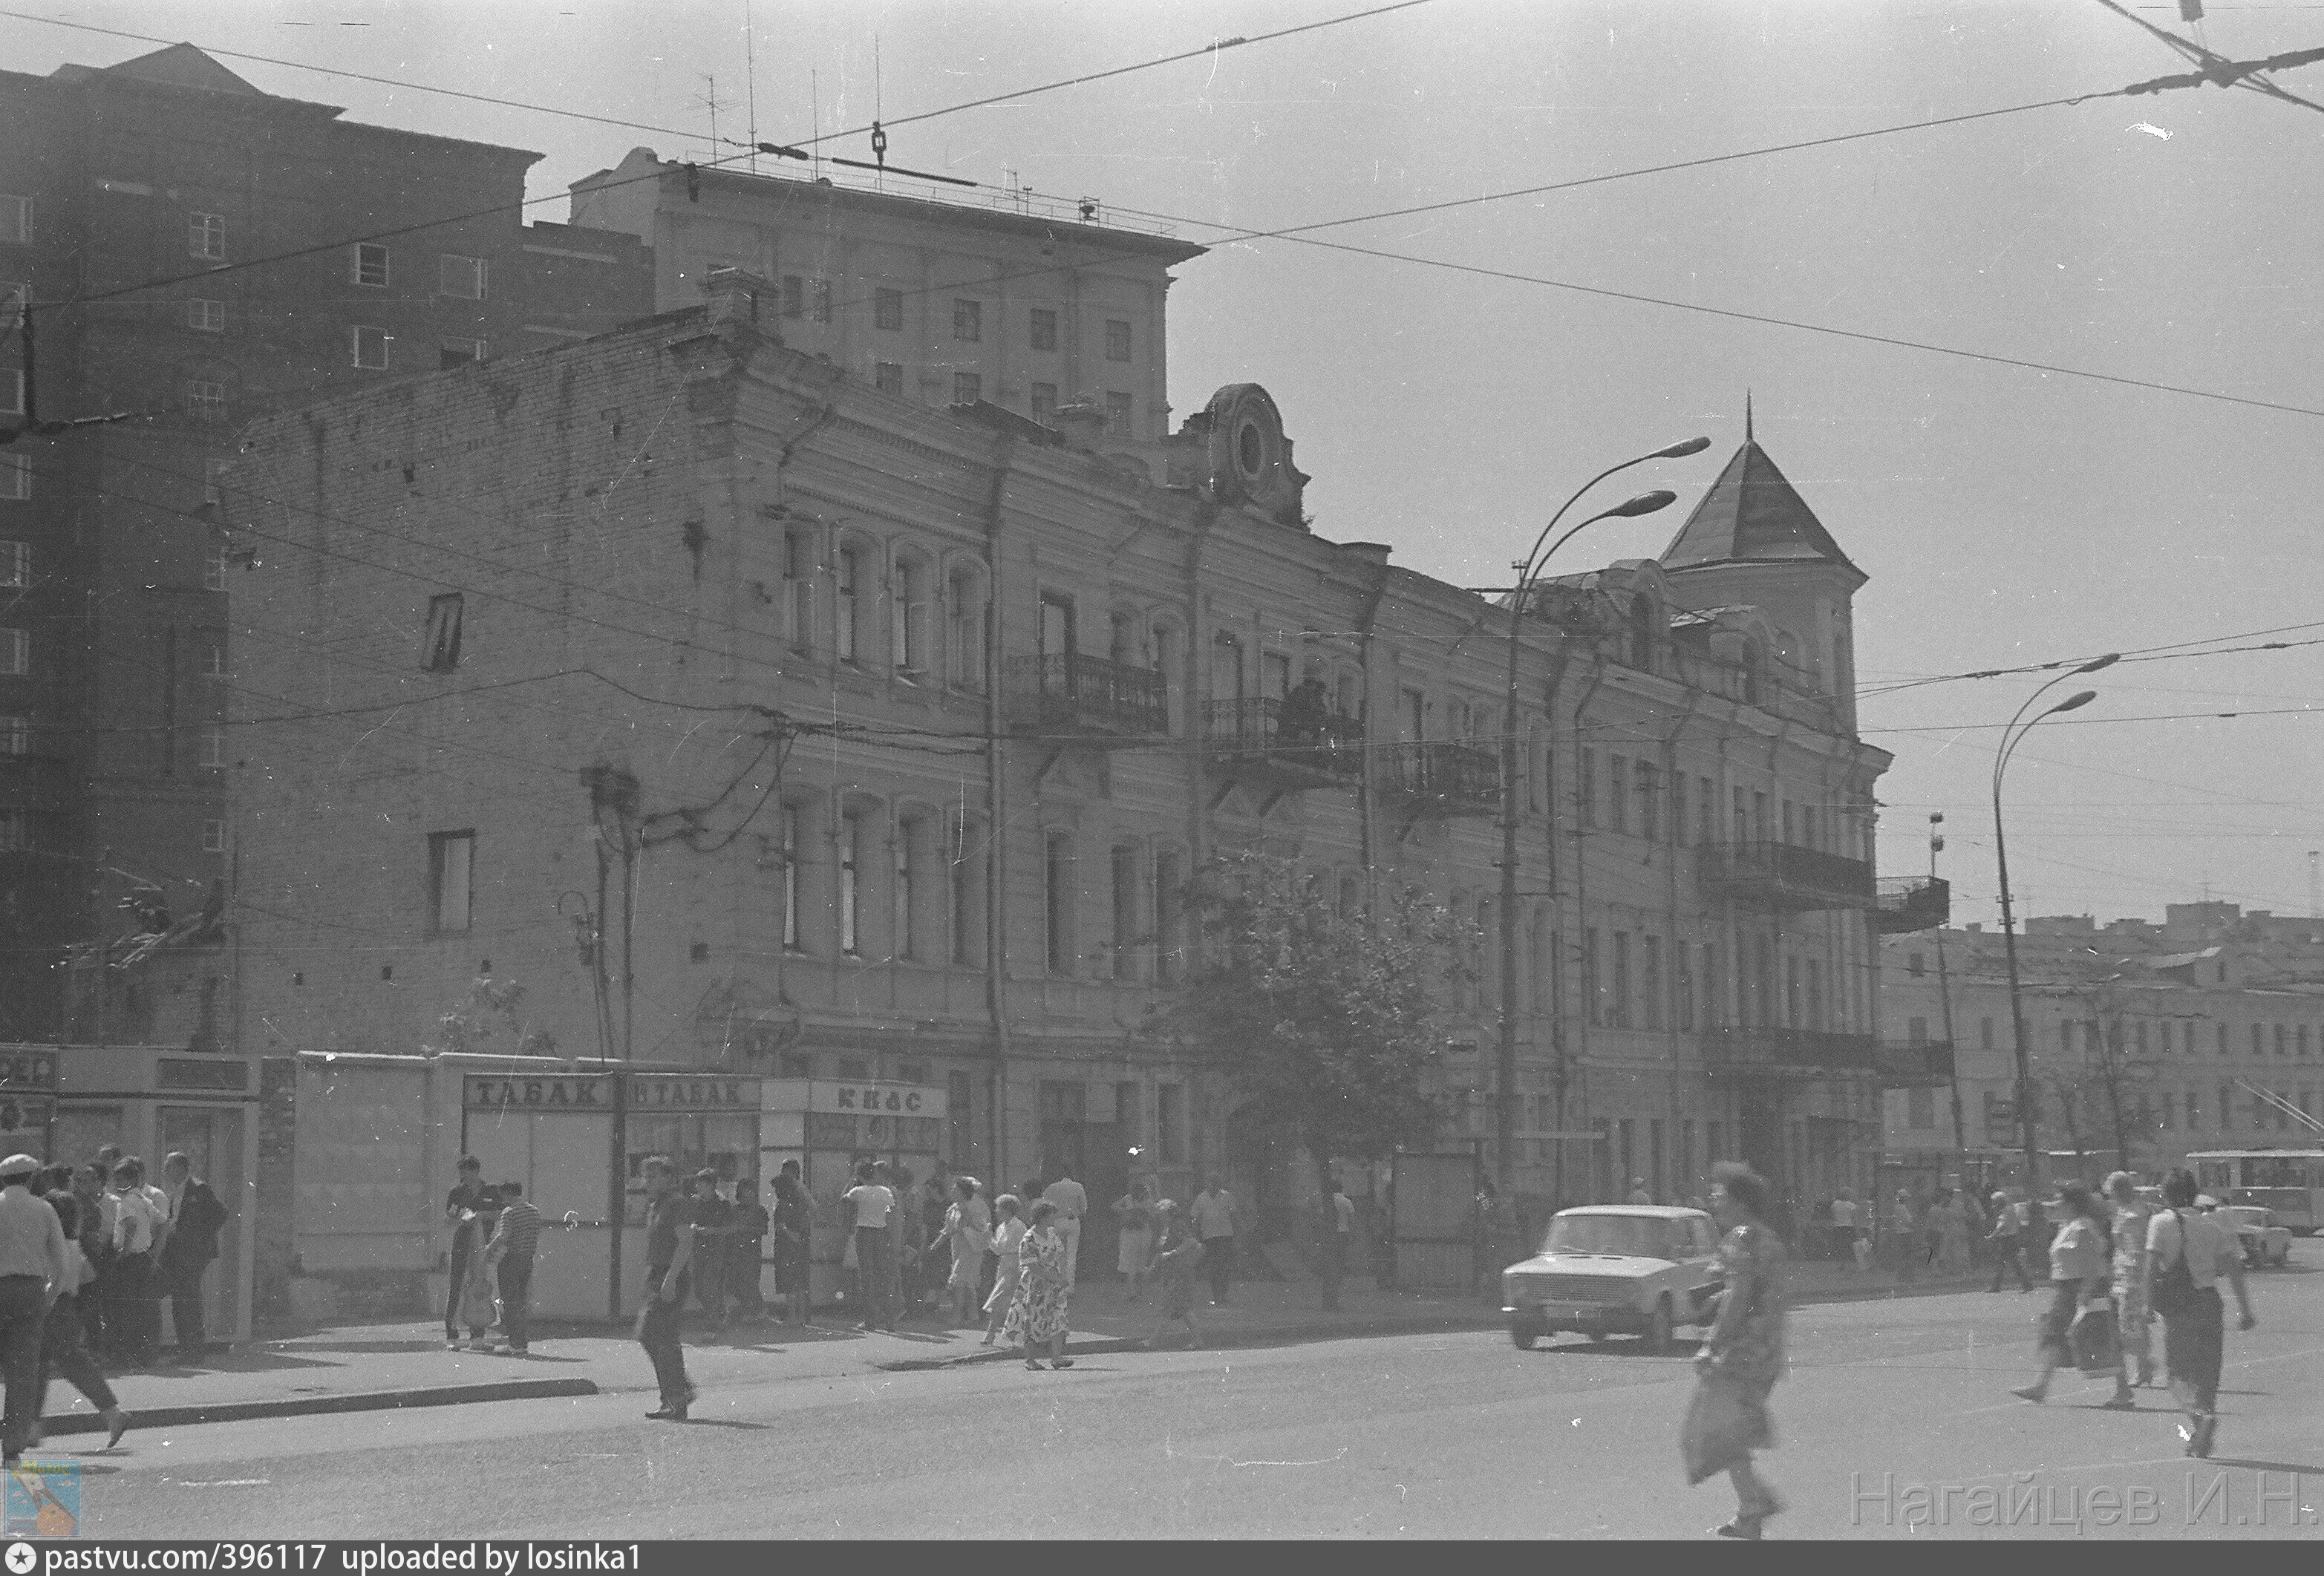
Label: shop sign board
xmin=466 ymin=1074 xmax=613 ymax=1112
xmin=809 ymin=1081 xmax=946 ymax=1117
xmin=627 ymin=1075 xmax=761 ymax=1111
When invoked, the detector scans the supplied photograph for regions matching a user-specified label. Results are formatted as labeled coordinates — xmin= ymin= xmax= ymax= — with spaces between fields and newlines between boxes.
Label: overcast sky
xmin=15 ymin=0 xmax=2324 ymax=929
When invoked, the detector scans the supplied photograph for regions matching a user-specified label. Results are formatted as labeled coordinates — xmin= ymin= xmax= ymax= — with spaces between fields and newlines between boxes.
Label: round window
xmin=1236 ymin=420 xmax=1265 ymax=477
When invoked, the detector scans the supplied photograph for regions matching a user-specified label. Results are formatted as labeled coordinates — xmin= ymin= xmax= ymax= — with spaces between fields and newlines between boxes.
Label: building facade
xmin=1882 ymin=906 xmax=2324 ymax=1180
xmin=0 ymin=45 xmax=653 ymax=1036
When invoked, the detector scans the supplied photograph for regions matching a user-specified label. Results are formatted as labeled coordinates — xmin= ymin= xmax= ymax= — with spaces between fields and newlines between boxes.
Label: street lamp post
xmin=1496 ymin=437 xmax=1708 ymax=1197
xmin=1992 ymin=655 xmax=2115 ymax=1197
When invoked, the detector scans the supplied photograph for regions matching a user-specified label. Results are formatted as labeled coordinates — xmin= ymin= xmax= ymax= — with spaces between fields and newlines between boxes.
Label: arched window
xmin=946 ymin=564 xmax=987 ymax=689
xmin=893 ymin=552 xmax=933 ymax=676
xmin=1151 ymin=620 xmax=1184 ymax=734
xmin=834 ymin=542 xmax=865 ymax=663
xmin=1628 ymin=595 xmax=1657 ymax=671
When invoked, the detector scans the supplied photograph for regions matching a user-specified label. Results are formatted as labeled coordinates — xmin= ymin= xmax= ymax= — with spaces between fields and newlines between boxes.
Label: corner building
xmin=226 ymin=198 xmax=1924 ymax=1240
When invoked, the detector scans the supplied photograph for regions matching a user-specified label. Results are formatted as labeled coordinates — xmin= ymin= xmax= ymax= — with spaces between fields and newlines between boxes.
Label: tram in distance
xmin=2184 ymin=1149 xmax=2324 ymax=1235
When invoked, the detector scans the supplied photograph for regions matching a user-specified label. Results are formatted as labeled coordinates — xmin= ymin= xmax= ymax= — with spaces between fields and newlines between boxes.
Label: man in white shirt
xmin=1040 ymin=1173 xmax=1088 ymax=1289
xmin=108 ymin=1158 xmax=165 ymax=1365
xmin=0 ymin=1154 xmax=69 ymax=1464
xmin=1191 ymin=1177 xmax=1238 ymax=1306
xmin=840 ymin=1160 xmax=897 ymax=1332
xmin=2147 ymin=1169 xmax=2256 ymax=1459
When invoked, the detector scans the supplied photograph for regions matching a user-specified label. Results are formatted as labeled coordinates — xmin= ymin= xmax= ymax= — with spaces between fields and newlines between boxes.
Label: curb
xmin=874 ymin=1310 xmax=1507 ymax=1371
xmin=39 ymin=1376 xmax=598 ymax=1437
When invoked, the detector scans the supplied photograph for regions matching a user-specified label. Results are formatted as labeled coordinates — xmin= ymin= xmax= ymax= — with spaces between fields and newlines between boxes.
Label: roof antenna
xmin=744 ymin=0 xmax=760 ymax=174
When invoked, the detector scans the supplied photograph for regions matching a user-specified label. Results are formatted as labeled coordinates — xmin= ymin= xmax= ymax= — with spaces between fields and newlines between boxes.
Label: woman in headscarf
xmin=1682 ymin=1163 xmax=1789 ymax=1540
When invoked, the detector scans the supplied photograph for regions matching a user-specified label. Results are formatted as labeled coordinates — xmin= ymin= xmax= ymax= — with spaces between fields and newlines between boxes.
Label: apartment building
xmin=1883 ymin=908 xmax=2324 ymax=1177
xmin=0 ymin=45 xmax=653 ymax=1036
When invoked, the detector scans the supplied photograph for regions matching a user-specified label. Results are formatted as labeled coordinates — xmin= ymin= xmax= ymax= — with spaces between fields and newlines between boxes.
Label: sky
xmin=11 ymin=0 xmax=2324 ymax=929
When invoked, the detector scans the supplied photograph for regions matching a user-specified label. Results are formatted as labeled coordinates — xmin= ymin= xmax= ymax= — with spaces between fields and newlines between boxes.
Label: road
xmin=59 ymin=1249 xmax=2324 ymax=1540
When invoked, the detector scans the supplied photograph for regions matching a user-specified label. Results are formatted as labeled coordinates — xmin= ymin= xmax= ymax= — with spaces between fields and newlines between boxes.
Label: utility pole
xmin=1929 ymin=814 xmax=1967 ymax=1172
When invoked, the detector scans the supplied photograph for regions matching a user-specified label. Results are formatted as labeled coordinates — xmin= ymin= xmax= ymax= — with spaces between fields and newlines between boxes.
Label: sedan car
xmin=1501 ymin=1206 xmax=1723 ymax=1354
xmin=2216 ymin=1205 xmax=2294 ymax=1268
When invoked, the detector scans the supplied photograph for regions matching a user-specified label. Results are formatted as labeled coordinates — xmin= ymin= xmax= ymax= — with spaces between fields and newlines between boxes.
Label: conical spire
xmin=1659 ymin=428 xmax=1859 ymax=578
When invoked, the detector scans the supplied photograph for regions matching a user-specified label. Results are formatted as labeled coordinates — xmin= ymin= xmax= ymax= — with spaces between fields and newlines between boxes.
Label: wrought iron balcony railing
xmin=1696 ymin=840 xmax=1876 ymax=912
xmin=1878 ymin=1040 xmax=1956 ymax=1086
xmin=1383 ymin=739 xmax=1499 ymax=815
xmin=1003 ymin=653 xmax=1169 ymax=737
xmin=1872 ymin=874 xmax=1951 ymax=934
xmin=1701 ymin=1026 xmax=1884 ymax=1079
xmin=1202 ymin=698 xmax=1365 ymax=789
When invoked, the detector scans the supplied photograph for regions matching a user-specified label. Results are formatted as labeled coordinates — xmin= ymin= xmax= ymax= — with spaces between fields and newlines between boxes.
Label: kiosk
xmin=757 ymin=1079 xmax=945 ymax=1311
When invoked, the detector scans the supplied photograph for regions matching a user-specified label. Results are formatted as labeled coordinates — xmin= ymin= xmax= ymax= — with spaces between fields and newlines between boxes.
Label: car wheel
xmin=1642 ymin=1298 xmax=1674 ymax=1356
xmin=1510 ymin=1324 xmax=1539 ymax=1351
xmin=2272 ymin=1245 xmax=2289 ymax=1267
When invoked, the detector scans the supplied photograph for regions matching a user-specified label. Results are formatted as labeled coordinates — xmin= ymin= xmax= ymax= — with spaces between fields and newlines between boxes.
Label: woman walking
xmin=1142 ymin=1200 xmax=1206 ymax=1350
xmin=1933 ymin=1189 xmax=1972 ymax=1275
xmin=1682 ymin=1163 xmax=1789 ymax=1540
xmin=1003 ymin=1199 xmax=1074 ymax=1370
xmin=769 ymin=1160 xmax=812 ymax=1326
xmin=1114 ymin=1181 xmax=1157 ymax=1301
xmin=981 ymin=1194 xmax=1027 ymax=1346
xmin=2145 ymin=1167 xmax=2256 ymax=1458
xmin=940 ymin=1177 xmax=993 ymax=1328
xmin=2012 ymin=1180 xmax=2133 ymax=1407
xmin=2105 ymin=1171 xmax=2157 ymax=1388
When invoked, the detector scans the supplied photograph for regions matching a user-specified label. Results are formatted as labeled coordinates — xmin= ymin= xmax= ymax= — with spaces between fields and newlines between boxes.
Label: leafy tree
xmin=423 ymin=974 xmax=557 ymax=1058
xmin=1172 ymin=851 xmax=1465 ymax=1189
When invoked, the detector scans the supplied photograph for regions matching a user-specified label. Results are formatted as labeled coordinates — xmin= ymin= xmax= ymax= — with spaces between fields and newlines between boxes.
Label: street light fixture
xmin=1495 ymin=442 xmax=1708 ymax=1197
xmin=1993 ymin=655 xmax=2112 ymax=1197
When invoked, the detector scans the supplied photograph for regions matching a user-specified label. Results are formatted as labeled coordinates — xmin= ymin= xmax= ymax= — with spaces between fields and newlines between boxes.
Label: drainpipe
xmin=1564 ymin=645 xmax=1608 ymax=1194
xmin=981 ymin=438 xmax=1016 ymax=1182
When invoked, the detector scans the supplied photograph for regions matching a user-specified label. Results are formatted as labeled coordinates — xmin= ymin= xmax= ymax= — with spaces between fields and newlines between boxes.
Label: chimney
xmin=1051 ymin=401 xmax=1109 ymax=452
xmin=702 ymin=267 xmax=777 ymax=335
xmin=1339 ymin=542 xmax=1392 ymax=565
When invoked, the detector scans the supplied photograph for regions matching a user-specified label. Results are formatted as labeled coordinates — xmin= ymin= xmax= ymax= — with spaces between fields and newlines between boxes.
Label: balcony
xmin=1701 ymin=1026 xmax=1884 ymax=1081
xmin=1202 ymin=699 xmax=1365 ymax=791
xmin=1696 ymin=840 xmax=1876 ymax=912
xmin=1003 ymin=653 xmax=1168 ymax=739
xmin=1879 ymin=1040 xmax=1956 ymax=1087
xmin=1382 ymin=739 xmax=1500 ymax=817
xmin=1872 ymin=874 xmax=1951 ymax=934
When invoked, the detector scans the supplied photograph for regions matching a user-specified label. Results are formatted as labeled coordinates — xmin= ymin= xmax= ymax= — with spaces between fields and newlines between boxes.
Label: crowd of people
xmin=0 ymin=1146 xmax=232 ymax=1464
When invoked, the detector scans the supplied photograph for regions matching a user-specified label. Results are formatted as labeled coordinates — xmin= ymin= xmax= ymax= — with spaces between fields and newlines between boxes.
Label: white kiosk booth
xmin=757 ymin=1079 xmax=945 ymax=1311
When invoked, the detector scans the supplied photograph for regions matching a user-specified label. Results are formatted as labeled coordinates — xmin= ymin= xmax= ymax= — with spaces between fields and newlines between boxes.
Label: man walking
xmin=1041 ymin=1170 xmax=1088 ymax=1290
xmin=443 ymin=1156 xmax=487 ymax=1349
xmin=636 ymin=1157 xmax=696 ymax=1420
xmin=483 ymin=1180 xmax=541 ymax=1355
xmin=0 ymin=1154 xmax=68 ymax=1465
xmin=158 ymin=1152 xmax=229 ymax=1361
xmin=1986 ymin=1189 xmax=2033 ymax=1293
xmin=1318 ymin=1177 xmax=1356 ymax=1312
xmin=34 ymin=1166 xmax=130 ymax=1450
xmin=1192 ymin=1174 xmax=1238 ymax=1307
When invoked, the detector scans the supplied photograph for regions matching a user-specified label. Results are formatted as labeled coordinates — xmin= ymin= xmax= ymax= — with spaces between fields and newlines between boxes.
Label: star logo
xmin=7 ymin=1539 xmax=37 ymax=1573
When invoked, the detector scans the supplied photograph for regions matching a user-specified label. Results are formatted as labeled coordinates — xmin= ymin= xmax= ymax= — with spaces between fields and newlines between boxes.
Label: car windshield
xmin=2220 ymin=1208 xmax=2267 ymax=1228
xmin=1543 ymin=1215 xmax=1680 ymax=1260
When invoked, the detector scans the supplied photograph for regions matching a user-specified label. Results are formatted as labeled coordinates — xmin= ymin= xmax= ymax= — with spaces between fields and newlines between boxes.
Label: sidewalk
xmin=39 ymin=1258 xmax=1990 ymax=1437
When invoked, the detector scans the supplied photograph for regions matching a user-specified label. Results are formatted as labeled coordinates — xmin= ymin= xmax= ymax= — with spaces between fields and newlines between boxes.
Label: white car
xmin=2216 ymin=1205 xmax=2294 ymax=1268
xmin=1501 ymin=1206 xmax=1724 ymax=1354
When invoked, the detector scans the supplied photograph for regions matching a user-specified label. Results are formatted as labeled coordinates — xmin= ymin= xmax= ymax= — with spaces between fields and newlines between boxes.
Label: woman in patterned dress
xmin=1683 ymin=1162 xmax=1789 ymax=1540
xmin=1004 ymin=1199 xmax=1074 ymax=1370
xmin=2106 ymin=1171 xmax=2156 ymax=1387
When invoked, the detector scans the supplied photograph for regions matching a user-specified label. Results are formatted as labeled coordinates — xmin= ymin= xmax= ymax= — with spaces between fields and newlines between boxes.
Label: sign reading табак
xmin=466 ymin=1074 xmax=612 ymax=1111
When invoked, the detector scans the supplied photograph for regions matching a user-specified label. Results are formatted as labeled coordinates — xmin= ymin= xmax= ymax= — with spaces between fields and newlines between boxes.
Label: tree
xmin=423 ymin=974 xmax=557 ymax=1058
xmin=1171 ymin=851 xmax=1466 ymax=1190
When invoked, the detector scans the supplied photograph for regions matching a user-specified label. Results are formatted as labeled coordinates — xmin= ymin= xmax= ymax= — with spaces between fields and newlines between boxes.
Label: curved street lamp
xmin=1496 ymin=437 xmax=1709 ymax=1195
xmin=1993 ymin=655 xmax=2114 ymax=1194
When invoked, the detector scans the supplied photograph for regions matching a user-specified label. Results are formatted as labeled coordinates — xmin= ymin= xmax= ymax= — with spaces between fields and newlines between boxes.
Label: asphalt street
xmin=57 ymin=1247 xmax=2324 ymax=1540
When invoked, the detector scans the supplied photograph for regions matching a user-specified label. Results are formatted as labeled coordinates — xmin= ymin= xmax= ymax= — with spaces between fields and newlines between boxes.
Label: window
xmin=2186 ymin=1089 xmax=2201 ymax=1128
xmin=420 ymin=593 xmax=465 ymax=671
xmin=949 ymin=819 xmax=979 ymax=967
xmin=2276 ymin=1023 xmax=2288 ymax=1056
xmin=202 ymin=546 xmax=227 ymax=592
xmin=1105 ymin=390 xmax=1132 ymax=437
xmin=189 ymin=212 xmax=225 ymax=261
xmin=875 ymin=288 xmax=903 ymax=331
xmin=438 ymin=255 xmax=488 ymax=300
xmin=0 ymin=808 xmax=24 ymax=851
xmin=953 ymin=299 xmax=982 ymax=342
xmin=1641 ymin=935 xmax=1662 ymax=1030
xmin=839 ymin=812 xmax=863 ymax=955
xmin=1105 ymin=318 xmax=1132 ymax=361
xmin=201 ymin=819 xmax=224 ymax=854
xmin=1671 ymin=771 xmax=1688 ymax=845
xmin=779 ymin=805 xmax=802 ymax=951
xmin=1 ymin=541 xmax=25 ymax=587
xmin=0 ymin=197 xmax=26 ymax=244
xmin=783 ymin=532 xmax=815 ymax=649
xmin=1155 ymin=849 xmax=1184 ymax=984
xmin=428 ymin=831 xmax=475 ymax=935
xmin=2220 ymin=1085 xmax=2235 ymax=1129
xmin=1610 ymin=931 xmax=1631 ymax=1028
xmin=874 ymin=362 xmax=904 ymax=396
xmin=948 ymin=1070 xmax=974 ymax=1167
xmin=200 ymin=723 xmax=224 ymax=768
xmin=1675 ymin=943 xmax=1695 ymax=1031
xmin=187 ymin=298 xmax=225 ymax=333
xmin=947 ymin=568 xmax=985 ymax=688
xmin=440 ymin=338 xmax=486 ymax=369
xmin=1 ymin=454 xmax=30 ymax=500
xmin=2251 ymin=1024 xmax=2264 ymax=1056
xmin=2217 ymin=1022 xmax=2229 ymax=1056
xmin=1030 ymin=383 xmax=1057 ymax=425
xmin=1029 ymin=307 xmax=1057 ymax=351
xmin=895 ymin=823 xmax=920 ymax=961
xmin=353 ymin=244 xmax=391 ymax=288
xmin=1609 ymin=757 xmax=1629 ymax=834
xmin=352 ymin=325 xmax=390 ymax=370
xmin=1157 ymin=1082 xmax=1186 ymax=1163
xmin=1638 ymin=763 xmax=1659 ymax=841
xmin=1697 ymin=776 xmax=1714 ymax=846
xmin=1045 ymin=832 xmax=1074 ymax=974
xmin=185 ymin=379 xmax=227 ymax=422
xmin=0 ymin=716 xmax=22 ymax=754
xmin=1112 ymin=845 xmax=1139 ymax=980
xmin=1907 ymin=952 xmax=1925 ymax=978
xmin=781 ymin=276 xmax=804 ymax=318
xmin=893 ymin=557 xmax=930 ymax=675
xmin=953 ymin=372 xmax=982 ymax=405
xmin=810 ymin=280 xmax=831 ymax=324
xmin=835 ymin=546 xmax=864 ymax=661
xmin=2159 ymin=1093 xmax=2175 ymax=1130
xmin=0 ymin=628 xmax=25 ymax=675
xmin=1981 ymin=1016 xmax=1996 ymax=1050
xmin=1580 ymin=751 xmax=1597 ymax=825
